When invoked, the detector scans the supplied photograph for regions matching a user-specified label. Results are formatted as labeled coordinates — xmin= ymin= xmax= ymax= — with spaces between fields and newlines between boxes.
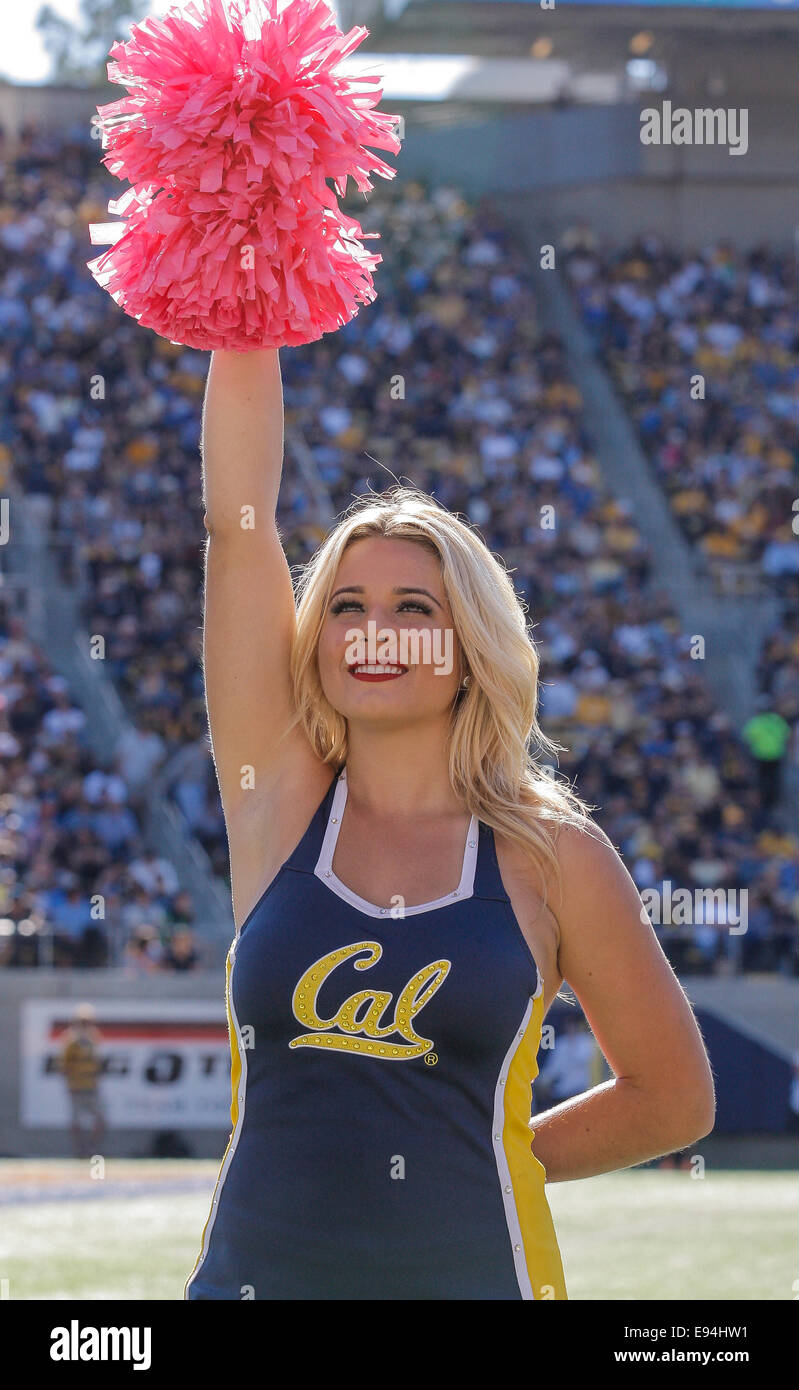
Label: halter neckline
xmin=314 ymin=767 xmax=479 ymax=919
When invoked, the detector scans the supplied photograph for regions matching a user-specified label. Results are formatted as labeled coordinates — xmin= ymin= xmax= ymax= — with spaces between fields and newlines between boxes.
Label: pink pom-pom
xmin=88 ymin=184 xmax=382 ymax=350
xmin=87 ymin=0 xmax=400 ymax=349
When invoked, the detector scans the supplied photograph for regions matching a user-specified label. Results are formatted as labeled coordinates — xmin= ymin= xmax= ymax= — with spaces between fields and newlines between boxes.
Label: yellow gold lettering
xmin=334 ymin=991 xmax=394 ymax=1035
xmin=291 ymin=942 xmax=381 ymax=1028
xmin=289 ymin=944 xmax=452 ymax=1060
xmin=395 ymin=962 xmax=451 ymax=1040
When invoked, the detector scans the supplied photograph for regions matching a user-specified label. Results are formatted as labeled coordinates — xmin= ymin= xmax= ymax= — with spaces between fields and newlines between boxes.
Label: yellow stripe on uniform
xmin=492 ymin=989 xmax=568 ymax=1300
xmin=183 ymin=944 xmax=244 ymax=1298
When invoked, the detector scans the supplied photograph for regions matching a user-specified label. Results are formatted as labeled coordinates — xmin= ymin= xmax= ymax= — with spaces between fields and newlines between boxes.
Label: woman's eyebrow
xmin=329 ymin=585 xmax=444 ymax=610
xmin=330 ymin=586 xmax=364 ymax=600
xmin=394 ymin=587 xmax=444 ymax=610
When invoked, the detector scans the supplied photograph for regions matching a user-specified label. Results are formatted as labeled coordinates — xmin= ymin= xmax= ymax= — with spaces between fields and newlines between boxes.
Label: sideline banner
xmin=20 ymin=1000 xmax=230 ymax=1129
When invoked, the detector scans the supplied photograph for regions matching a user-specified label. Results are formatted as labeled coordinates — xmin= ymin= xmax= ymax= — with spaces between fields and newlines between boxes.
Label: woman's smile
xmin=347 ymin=661 xmax=409 ymax=682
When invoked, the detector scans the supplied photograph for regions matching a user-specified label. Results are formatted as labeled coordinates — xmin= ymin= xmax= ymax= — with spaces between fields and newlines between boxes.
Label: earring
xmin=460 ymin=674 xmax=471 ymax=692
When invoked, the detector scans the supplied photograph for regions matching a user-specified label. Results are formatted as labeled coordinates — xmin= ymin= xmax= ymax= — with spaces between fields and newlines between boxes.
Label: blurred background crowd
xmin=1 ymin=121 xmax=797 ymax=976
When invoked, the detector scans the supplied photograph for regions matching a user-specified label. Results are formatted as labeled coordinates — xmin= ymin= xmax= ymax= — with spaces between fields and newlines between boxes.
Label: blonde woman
xmin=185 ymin=348 xmax=715 ymax=1301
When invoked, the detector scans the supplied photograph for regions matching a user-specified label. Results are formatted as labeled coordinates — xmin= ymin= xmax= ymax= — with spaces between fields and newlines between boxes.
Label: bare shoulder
xmin=551 ymin=815 xmax=616 ymax=855
xmin=542 ymin=814 xmax=669 ymax=1000
xmin=494 ymin=814 xmax=632 ymax=1015
xmin=549 ymin=816 xmax=623 ymax=882
xmin=545 ymin=815 xmax=642 ymax=924
xmin=508 ymin=815 xmax=641 ymax=986
xmin=498 ymin=814 xmax=619 ymax=915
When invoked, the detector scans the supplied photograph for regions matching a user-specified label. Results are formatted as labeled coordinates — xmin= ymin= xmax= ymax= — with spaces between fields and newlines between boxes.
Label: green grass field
xmin=0 ymin=1160 xmax=795 ymax=1300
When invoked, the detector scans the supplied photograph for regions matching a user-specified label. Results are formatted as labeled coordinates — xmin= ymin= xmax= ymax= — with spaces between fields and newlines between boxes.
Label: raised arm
xmin=201 ymin=349 xmax=328 ymax=922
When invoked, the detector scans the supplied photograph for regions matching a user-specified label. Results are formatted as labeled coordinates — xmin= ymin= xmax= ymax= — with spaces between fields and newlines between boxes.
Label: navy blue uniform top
xmin=185 ymin=766 xmax=567 ymax=1300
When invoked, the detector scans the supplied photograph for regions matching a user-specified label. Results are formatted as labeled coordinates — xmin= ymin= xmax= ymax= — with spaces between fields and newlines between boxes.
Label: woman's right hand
xmin=201 ymin=349 xmax=331 ymax=928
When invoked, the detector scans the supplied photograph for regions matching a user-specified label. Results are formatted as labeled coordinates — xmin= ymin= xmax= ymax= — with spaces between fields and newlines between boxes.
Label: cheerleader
xmin=181 ymin=351 xmax=714 ymax=1300
xmin=86 ymin=0 xmax=716 ymax=1300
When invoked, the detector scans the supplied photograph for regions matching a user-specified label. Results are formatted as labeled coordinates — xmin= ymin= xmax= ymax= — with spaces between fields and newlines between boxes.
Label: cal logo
xmin=289 ymin=941 xmax=451 ymax=1060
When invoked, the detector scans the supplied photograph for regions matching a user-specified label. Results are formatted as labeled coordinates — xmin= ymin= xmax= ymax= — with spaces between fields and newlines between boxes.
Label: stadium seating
xmin=0 ymin=596 xmax=199 ymax=969
xmin=562 ymin=230 xmax=799 ymax=590
xmin=2 ymin=123 xmax=797 ymax=975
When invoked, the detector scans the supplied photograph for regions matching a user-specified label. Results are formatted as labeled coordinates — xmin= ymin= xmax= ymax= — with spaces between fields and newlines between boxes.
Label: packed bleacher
xmin=562 ymin=227 xmax=799 ymax=592
xmin=2 ymin=122 xmax=798 ymax=975
xmin=561 ymin=226 xmax=799 ymax=840
xmin=758 ymin=611 xmax=799 ymax=720
xmin=0 ymin=596 xmax=202 ymax=969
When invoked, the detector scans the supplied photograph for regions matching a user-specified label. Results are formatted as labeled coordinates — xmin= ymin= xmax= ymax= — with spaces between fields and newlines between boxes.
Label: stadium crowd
xmin=0 ymin=599 xmax=202 ymax=969
xmin=1 ymin=122 xmax=798 ymax=975
xmin=562 ymin=227 xmax=799 ymax=590
xmin=562 ymin=228 xmax=799 ymax=857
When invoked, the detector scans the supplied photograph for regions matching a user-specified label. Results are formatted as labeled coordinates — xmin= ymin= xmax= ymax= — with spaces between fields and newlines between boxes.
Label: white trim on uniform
xmin=314 ymin=766 xmax=479 ymax=919
xmin=491 ymin=996 xmax=536 ymax=1301
xmin=184 ymin=939 xmax=249 ymax=1298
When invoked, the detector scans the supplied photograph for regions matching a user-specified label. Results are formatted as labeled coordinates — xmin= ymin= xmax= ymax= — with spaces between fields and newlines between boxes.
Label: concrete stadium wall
xmin=397 ymin=105 xmax=799 ymax=250
xmin=505 ymin=177 xmax=799 ymax=253
xmin=3 ymin=82 xmax=798 ymax=248
xmin=0 ymin=84 xmax=103 ymax=142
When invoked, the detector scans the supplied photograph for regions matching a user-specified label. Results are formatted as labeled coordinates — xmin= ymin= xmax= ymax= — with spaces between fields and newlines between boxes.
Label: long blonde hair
xmin=289 ymin=486 xmax=596 ymax=913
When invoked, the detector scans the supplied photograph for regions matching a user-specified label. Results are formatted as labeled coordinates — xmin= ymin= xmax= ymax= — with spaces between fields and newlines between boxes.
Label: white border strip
xmin=314 ymin=769 xmax=478 ymax=918
xmin=184 ymin=940 xmax=249 ymax=1299
xmin=491 ymin=996 xmax=536 ymax=1301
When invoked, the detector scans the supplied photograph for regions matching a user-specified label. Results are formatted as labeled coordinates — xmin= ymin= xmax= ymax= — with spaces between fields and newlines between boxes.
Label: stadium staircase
xmin=506 ymin=213 xmax=782 ymax=741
